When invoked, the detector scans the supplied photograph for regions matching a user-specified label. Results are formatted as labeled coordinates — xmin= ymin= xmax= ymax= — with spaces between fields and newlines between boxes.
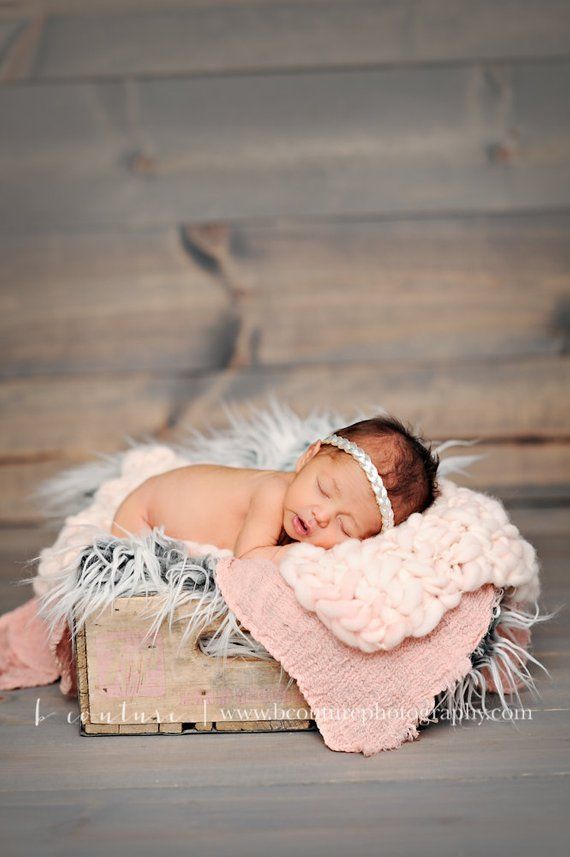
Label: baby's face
xmin=281 ymin=440 xmax=382 ymax=549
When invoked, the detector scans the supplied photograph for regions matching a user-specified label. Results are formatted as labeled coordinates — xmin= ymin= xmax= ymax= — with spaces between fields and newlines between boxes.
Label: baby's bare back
xmin=112 ymin=464 xmax=280 ymax=551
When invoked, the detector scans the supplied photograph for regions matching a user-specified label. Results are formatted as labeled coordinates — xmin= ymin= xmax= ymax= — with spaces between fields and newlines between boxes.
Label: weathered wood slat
xmin=1 ymin=213 xmax=568 ymax=375
xmin=79 ymin=596 xmax=311 ymax=732
xmin=1 ymin=1 xmax=569 ymax=82
xmin=0 ymin=356 xmax=567 ymax=458
xmin=214 ymin=720 xmax=312 ymax=732
xmin=1 ymin=61 xmax=570 ymax=230
xmin=158 ymin=722 xmax=183 ymax=734
xmin=118 ymin=723 xmax=159 ymax=734
xmin=460 ymin=443 xmax=570 ymax=502
xmin=0 ymin=776 xmax=568 ymax=857
xmin=193 ymin=721 xmax=214 ymax=732
xmin=0 ymin=228 xmax=231 ymax=377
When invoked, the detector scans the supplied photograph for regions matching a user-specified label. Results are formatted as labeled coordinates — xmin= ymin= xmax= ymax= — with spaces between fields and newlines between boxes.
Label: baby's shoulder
xmin=251 ymin=470 xmax=290 ymax=503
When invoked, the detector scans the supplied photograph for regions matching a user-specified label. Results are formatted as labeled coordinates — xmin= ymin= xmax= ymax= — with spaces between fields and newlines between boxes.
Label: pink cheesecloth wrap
xmin=215 ymin=559 xmax=500 ymax=754
xmin=0 ymin=424 xmax=548 ymax=755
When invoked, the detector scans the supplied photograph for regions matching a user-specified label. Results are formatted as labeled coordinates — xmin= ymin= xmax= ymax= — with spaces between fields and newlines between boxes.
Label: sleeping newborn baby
xmin=110 ymin=414 xmax=440 ymax=563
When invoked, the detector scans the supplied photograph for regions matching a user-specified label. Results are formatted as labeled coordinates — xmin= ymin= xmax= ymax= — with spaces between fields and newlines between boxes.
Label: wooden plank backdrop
xmin=0 ymin=1 xmax=569 ymax=855
xmin=2 ymin=60 xmax=570 ymax=229
xmin=1 ymin=1 xmax=570 ymax=81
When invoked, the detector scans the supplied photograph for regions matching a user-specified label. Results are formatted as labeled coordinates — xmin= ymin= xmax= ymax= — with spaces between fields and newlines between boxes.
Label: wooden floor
xmin=1 ymin=1 xmax=569 ymax=854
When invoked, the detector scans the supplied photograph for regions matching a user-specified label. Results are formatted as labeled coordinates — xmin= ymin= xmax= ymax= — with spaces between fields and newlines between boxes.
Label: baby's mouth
xmin=293 ymin=514 xmax=311 ymax=537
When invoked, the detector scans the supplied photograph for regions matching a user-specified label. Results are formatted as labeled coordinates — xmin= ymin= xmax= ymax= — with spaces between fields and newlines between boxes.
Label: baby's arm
xmin=234 ymin=476 xmax=290 ymax=560
xmin=240 ymin=543 xmax=298 ymax=564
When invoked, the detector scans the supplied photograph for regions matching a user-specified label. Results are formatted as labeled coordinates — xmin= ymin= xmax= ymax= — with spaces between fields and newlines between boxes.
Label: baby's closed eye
xmin=317 ymin=477 xmax=353 ymax=538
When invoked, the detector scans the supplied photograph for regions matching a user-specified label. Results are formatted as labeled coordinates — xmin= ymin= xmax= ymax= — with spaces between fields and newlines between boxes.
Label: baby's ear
xmin=295 ymin=440 xmax=322 ymax=472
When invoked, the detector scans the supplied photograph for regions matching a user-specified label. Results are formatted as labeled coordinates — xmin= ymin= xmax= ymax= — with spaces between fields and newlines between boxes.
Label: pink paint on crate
xmin=92 ymin=629 xmax=166 ymax=698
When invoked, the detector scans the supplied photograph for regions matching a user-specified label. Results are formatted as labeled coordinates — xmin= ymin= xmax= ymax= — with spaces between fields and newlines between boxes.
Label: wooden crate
xmin=75 ymin=594 xmax=316 ymax=736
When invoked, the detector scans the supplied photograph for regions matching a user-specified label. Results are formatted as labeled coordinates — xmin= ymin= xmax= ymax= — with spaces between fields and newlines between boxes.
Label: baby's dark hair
xmin=320 ymin=414 xmax=440 ymax=527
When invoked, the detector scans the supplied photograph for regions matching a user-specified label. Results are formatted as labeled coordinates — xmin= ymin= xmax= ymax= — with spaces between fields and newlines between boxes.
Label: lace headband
xmin=321 ymin=433 xmax=395 ymax=533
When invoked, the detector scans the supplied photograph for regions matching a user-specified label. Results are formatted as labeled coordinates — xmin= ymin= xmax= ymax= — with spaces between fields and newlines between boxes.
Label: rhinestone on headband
xmin=320 ymin=433 xmax=395 ymax=533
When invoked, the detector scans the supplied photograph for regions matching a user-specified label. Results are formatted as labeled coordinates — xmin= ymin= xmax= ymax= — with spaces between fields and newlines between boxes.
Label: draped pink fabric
xmin=0 ymin=596 xmax=76 ymax=696
xmin=216 ymin=556 xmax=499 ymax=755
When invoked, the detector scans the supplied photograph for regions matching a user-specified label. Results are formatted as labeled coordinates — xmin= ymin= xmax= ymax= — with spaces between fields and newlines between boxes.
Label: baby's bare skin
xmin=110 ymin=438 xmax=389 ymax=562
xmin=110 ymin=464 xmax=297 ymax=562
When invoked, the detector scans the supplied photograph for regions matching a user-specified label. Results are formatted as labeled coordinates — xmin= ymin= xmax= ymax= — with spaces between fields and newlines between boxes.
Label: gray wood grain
xmin=1 ymin=213 xmax=568 ymax=376
xmin=0 ymin=777 xmax=567 ymax=857
xmin=0 ymin=0 xmax=567 ymax=81
xmin=1 ymin=355 xmax=567 ymax=458
xmin=3 ymin=0 xmax=570 ymax=83
xmin=0 ymin=228 xmax=233 ymax=377
xmin=1 ymin=60 xmax=570 ymax=231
